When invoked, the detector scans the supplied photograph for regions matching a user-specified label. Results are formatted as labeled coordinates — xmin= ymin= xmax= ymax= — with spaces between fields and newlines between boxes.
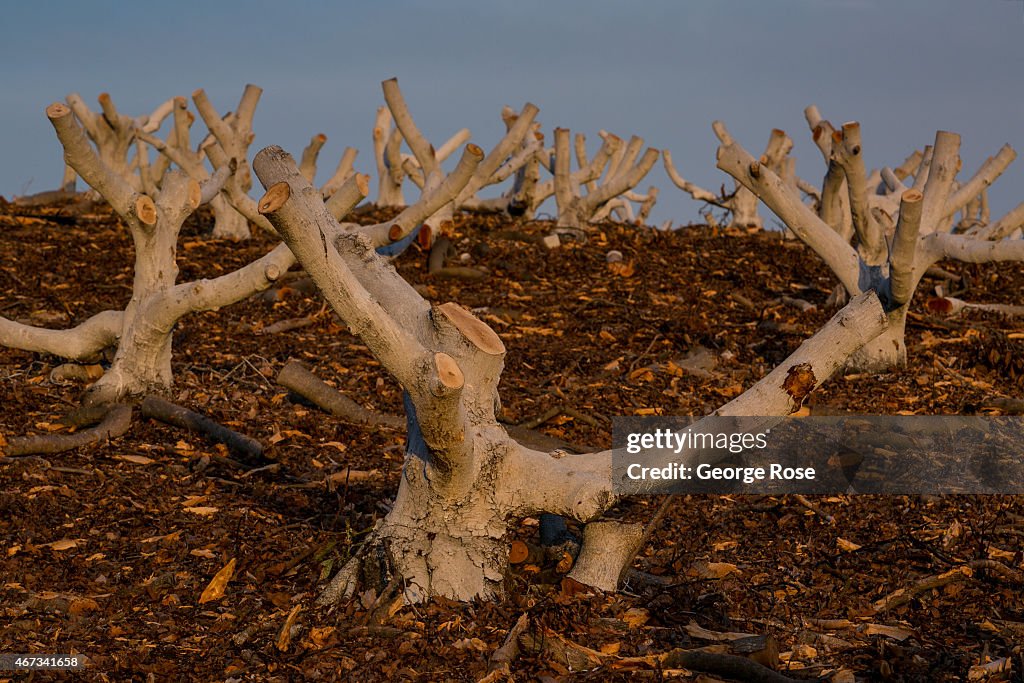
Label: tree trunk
xmin=253 ymin=144 xmax=891 ymax=606
xmin=845 ymin=309 xmax=907 ymax=374
xmin=210 ymin=194 xmax=251 ymax=240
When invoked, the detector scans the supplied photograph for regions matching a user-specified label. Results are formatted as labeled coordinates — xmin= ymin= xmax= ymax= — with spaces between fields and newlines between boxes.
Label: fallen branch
xmin=871 ymin=565 xmax=973 ymax=613
xmin=982 ymin=398 xmax=1024 ymax=414
xmin=277 ymin=360 xmax=404 ymax=429
xmin=4 ymin=404 xmax=132 ymax=456
xmin=258 ymin=317 xmax=315 ymax=335
xmin=792 ymin=494 xmax=835 ymax=524
xmin=660 ymin=648 xmax=800 ymax=683
xmin=140 ymin=395 xmax=263 ymax=462
xmin=483 ymin=612 xmax=530 ymax=681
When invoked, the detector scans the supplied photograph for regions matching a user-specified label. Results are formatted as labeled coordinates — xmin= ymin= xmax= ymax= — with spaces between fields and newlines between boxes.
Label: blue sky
xmin=2 ymin=0 xmax=1021 ymax=226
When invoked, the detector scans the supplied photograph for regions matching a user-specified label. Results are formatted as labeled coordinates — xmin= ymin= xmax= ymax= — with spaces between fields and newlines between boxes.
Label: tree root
xmin=3 ymin=404 xmax=132 ymax=456
xmin=140 ymin=395 xmax=264 ymax=462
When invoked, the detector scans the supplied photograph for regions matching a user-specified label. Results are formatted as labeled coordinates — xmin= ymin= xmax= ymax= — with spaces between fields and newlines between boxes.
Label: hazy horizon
xmin=2 ymin=0 xmax=1021 ymax=227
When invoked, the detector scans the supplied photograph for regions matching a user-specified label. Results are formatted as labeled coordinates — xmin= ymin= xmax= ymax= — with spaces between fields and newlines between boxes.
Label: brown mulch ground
xmin=1 ymin=198 xmax=1022 ymax=682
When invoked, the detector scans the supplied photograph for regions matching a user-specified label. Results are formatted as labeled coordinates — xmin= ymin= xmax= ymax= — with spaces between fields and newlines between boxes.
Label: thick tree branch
xmin=715 ymin=123 xmax=861 ymax=293
xmin=0 ymin=310 xmax=122 ymax=362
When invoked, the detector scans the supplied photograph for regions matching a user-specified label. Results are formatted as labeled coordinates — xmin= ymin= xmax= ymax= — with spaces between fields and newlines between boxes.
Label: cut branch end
xmin=258 ymin=182 xmax=291 ymax=214
xmin=135 ymin=195 xmax=157 ymax=225
xmin=46 ymin=102 xmax=71 ymax=120
xmin=437 ymin=302 xmax=505 ymax=355
xmin=434 ymin=352 xmax=465 ymax=391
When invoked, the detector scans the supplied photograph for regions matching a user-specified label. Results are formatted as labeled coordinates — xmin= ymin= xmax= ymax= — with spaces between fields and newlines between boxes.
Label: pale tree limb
xmin=917 ymin=131 xmax=961 ymax=234
xmin=251 ymin=144 xmax=895 ymax=603
xmin=663 ymin=150 xmax=732 ymax=208
xmin=560 ymin=292 xmax=888 ymax=591
xmin=715 ymin=122 xmax=861 ymax=294
xmin=831 ymin=122 xmax=885 ymax=264
xmin=321 ymin=146 xmax=359 ymax=198
xmin=888 ymin=189 xmax=924 ymax=306
xmin=721 ymin=117 xmax=1023 ymax=373
xmin=804 ymin=109 xmax=853 ymax=240
xmin=552 ymin=128 xmax=659 ymax=228
xmin=192 ymin=84 xmax=264 ymax=238
xmin=973 ymin=200 xmax=1024 ymax=240
xmin=49 ymin=102 xmax=138 ymax=218
xmin=139 ymin=96 xmax=253 ymax=240
xmin=376 ymin=78 xmax=542 ymax=232
xmin=0 ymin=310 xmax=123 ymax=362
xmin=668 ymin=127 xmax=800 ymax=230
xmin=299 ymin=133 xmax=328 ymax=182
xmin=372 ymin=106 xmax=405 ymax=207
xmin=910 ymin=144 xmax=934 ymax=191
xmin=35 ymin=99 xmax=285 ymax=407
xmin=382 ymin=77 xmax=438 ymax=181
xmin=893 ymin=149 xmax=924 ymax=181
xmin=325 ymin=173 xmax=371 ymax=221
xmin=531 ymin=132 xmax=618 ymax=210
xmin=944 ymin=145 xmax=1016 ymax=221
xmin=64 ymin=92 xmax=165 ymax=182
xmin=357 ymin=145 xmax=484 ymax=246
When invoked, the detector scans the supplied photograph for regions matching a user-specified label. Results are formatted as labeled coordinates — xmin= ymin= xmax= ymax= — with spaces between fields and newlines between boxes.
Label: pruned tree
xmin=136 ymin=91 xmax=258 ymax=241
xmin=64 ymin=91 xmax=174 ymax=183
xmin=0 ymin=103 xmax=334 ymax=453
xmin=180 ymin=85 xmax=264 ymax=240
xmin=372 ymin=78 xmax=541 ymax=238
xmin=664 ymin=128 xmax=816 ymax=230
xmin=13 ymin=92 xmax=172 ymax=205
xmin=714 ymin=118 xmax=1023 ymax=372
xmin=294 ymin=133 xmax=361 ymax=200
xmin=550 ymin=128 xmax=659 ymax=228
xmin=249 ymin=144 xmax=893 ymax=604
xmin=457 ymin=105 xmax=546 ymax=217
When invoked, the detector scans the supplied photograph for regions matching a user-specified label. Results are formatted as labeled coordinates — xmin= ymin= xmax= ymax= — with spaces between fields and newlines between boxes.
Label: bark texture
xmin=0 ymin=102 xmax=310 ymax=408
xmin=252 ymin=144 xmax=891 ymax=604
xmin=715 ymin=117 xmax=1020 ymax=373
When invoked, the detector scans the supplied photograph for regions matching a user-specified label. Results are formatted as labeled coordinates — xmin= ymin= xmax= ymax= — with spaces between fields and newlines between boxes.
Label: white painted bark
xmin=831 ymin=122 xmax=885 ymax=264
xmin=715 ymin=126 xmax=862 ymax=295
xmin=11 ymin=102 xmax=293 ymax=407
xmin=139 ymin=95 xmax=253 ymax=240
xmin=252 ymin=145 xmax=892 ymax=603
xmin=956 ymin=188 xmax=987 ymax=231
xmin=377 ymin=79 xmax=543 ymax=230
xmin=299 ymin=133 xmax=328 ymax=182
xmin=358 ymin=144 xmax=483 ymax=246
xmin=551 ymin=128 xmax=659 ymax=228
xmin=0 ymin=310 xmax=122 ymax=362
xmin=667 ymin=127 xmax=799 ymax=231
xmin=718 ymin=119 xmax=1024 ymax=373
xmin=192 ymin=85 xmax=263 ymax=239
xmin=973 ymin=200 xmax=1024 ymax=240
xmin=943 ymin=145 xmax=1016 ymax=223
xmin=804 ymin=111 xmax=854 ymax=241
xmin=64 ymin=92 xmax=172 ymax=183
xmin=372 ymin=106 xmax=406 ymax=208
xmin=321 ymin=146 xmax=358 ymax=199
